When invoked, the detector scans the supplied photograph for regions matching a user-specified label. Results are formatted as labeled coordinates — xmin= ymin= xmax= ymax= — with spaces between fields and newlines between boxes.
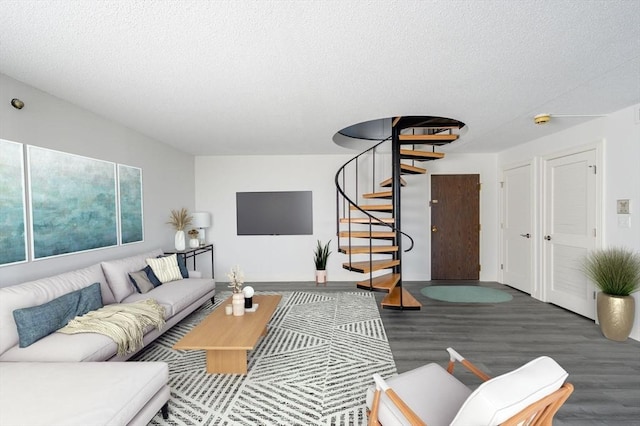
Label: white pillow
xmin=146 ymin=254 xmax=183 ymax=284
xmin=451 ymin=356 xmax=568 ymax=426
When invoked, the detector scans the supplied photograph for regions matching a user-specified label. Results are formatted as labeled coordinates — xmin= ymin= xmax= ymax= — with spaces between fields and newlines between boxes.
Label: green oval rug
xmin=421 ymin=286 xmax=513 ymax=303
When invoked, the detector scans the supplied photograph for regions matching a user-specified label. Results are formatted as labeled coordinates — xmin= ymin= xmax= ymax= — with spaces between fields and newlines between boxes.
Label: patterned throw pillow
xmin=128 ymin=270 xmax=155 ymax=293
xmin=146 ymin=254 xmax=183 ymax=283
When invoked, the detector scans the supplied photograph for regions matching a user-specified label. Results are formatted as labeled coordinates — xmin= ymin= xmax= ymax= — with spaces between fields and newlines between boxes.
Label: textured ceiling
xmin=1 ymin=0 xmax=639 ymax=155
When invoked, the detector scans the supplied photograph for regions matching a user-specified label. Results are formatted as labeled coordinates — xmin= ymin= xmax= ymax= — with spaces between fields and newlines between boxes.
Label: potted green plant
xmin=314 ymin=240 xmax=332 ymax=285
xmin=584 ymin=247 xmax=640 ymax=341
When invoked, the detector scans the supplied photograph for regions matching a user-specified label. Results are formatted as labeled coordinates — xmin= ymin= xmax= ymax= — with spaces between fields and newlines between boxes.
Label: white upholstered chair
xmin=367 ymin=348 xmax=573 ymax=426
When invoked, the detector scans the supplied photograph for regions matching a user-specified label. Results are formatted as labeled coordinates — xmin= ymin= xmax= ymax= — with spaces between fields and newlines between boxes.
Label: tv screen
xmin=236 ymin=191 xmax=313 ymax=235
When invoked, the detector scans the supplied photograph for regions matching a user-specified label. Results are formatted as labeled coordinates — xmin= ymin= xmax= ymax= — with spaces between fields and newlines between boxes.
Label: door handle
xmin=431 ymin=225 xmax=438 ymax=233
xmin=544 ymin=235 xmax=552 ymax=241
xmin=519 ymin=233 xmax=531 ymax=238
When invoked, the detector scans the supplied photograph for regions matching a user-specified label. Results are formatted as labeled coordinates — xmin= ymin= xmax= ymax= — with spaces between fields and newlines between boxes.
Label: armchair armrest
xmin=446 ymin=347 xmax=491 ymax=382
xmin=369 ymin=374 xmax=426 ymax=426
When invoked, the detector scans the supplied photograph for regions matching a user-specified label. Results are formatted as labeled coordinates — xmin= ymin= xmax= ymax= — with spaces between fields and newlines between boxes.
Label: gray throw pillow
xmin=129 ymin=270 xmax=155 ymax=293
xmin=12 ymin=282 xmax=103 ymax=348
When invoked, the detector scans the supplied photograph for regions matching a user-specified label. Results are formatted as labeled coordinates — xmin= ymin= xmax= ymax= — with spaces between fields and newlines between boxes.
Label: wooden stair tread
xmin=381 ymin=287 xmax=422 ymax=310
xmin=380 ymin=177 xmax=407 ymax=188
xmin=356 ymin=273 xmax=400 ymax=292
xmin=339 ymin=217 xmax=394 ymax=224
xmin=342 ymin=259 xmax=400 ymax=273
xmin=350 ymin=204 xmax=393 ymax=211
xmin=400 ymin=149 xmax=445 ymax=160
xmin=401 ymin=164 xmax=427 ymax=175
xmin=399 ymin=134 xmax=458 ymax=142
xmin=363 ymin=191 xmax=392 ymax=199
xmin=338 ymin=230 xmax=395 ymax=239
xmin=339 ymin=245 xmax=398 ymax=254
xmin=400 ymin=126 xmax=461 ymax=132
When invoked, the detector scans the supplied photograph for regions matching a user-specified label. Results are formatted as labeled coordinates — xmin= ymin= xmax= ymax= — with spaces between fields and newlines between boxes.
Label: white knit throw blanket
xmin=58 ymin=299 xmax=166 ymax=356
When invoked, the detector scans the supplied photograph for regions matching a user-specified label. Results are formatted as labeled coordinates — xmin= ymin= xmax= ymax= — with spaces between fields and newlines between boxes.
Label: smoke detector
xmin=534 ymin=114 xmax=551 ymax=125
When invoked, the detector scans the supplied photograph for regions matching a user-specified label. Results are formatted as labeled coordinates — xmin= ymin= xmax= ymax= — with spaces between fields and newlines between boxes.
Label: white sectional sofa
xmin=0 ymin=362 xmax=170 ymax=426
xmin=0 ymin=248 xmax=216 ymax=425
xmin=0 ymin=248 xmax=215 ymax=361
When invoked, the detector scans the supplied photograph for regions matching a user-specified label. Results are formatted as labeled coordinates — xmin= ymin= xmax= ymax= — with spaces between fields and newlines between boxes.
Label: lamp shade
xmin=191 ymin=212 xmax=211 ymax=228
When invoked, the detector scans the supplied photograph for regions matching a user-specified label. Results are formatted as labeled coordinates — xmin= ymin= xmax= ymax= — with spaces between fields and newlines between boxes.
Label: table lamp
xmin=191 ymin=212 xmax=211 ymax=246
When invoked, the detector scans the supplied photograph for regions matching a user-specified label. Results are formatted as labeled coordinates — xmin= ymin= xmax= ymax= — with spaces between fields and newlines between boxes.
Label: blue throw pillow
xmin=12 ymin=282 xmax=103 ymax=348
xmin=176 ymin=255 xmax=189 ymax=278
xmin=144 ymin=265 xmax=163 ymax=287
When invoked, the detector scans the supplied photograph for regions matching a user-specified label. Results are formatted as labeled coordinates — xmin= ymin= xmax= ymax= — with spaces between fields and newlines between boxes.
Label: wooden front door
xmin=431 ymin=174 xmax=480 ymax=280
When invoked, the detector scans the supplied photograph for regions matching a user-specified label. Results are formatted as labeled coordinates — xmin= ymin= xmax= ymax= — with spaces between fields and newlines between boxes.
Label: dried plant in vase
xmin=227 ymin=265 xmax=245 ymax=293
xmin=187 ymin=229 xmax=199 ymax=238
xmin=167 ymin=208 xmax=192 ymax=251
xmin=228 ymin=265 xmax=246 ymax=316
xmin=167 ymin=208 xmax=193 ymax=231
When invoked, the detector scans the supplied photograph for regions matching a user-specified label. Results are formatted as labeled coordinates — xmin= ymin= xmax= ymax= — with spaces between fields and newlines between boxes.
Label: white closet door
xmin=502 ymin=164 xmax=533 ymax=294
xmin=543 ymin=149 xmax=598 ymax=319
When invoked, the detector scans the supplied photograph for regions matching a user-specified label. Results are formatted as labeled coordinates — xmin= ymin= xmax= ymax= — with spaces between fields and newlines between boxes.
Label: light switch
xmin=618 ymin=215 xmax=631 ymax=228
xmin=617 ymin=199 xmax=630 ymax=214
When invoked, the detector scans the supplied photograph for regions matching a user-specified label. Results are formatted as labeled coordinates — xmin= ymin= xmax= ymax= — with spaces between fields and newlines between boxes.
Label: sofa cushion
xmin=451 ymin=356 xmax=568 ymax=426
xmin=122 ymin=278 xmax=215 ymax=317
xmin=13 ymin=282 xmax=103 ymax=347
xmin=0 ymin=361 xmax=168 ymax=426
xmin=101 ymin=249 xmax=163 ymax=302
xmin=0 ymin=329 xmax=118 ymax=362
xmin=0 ymin=264 xmax=110 ymax=356
xmin=129 ymin=270 xmax=155 ymax=293
xmin=146 ymin=254 xmax=183 ymax=283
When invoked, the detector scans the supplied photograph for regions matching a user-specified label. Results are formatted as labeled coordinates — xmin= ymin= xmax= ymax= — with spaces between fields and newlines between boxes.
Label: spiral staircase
xmin=335 ymin=116 xmax=465 ymax=309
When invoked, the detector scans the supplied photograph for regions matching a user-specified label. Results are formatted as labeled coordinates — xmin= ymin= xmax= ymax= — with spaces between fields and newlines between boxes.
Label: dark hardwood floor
xmin=253 ymin=280 xmax=640 ymax=425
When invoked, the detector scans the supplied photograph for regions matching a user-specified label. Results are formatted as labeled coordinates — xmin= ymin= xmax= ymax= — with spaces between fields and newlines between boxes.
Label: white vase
xmin=189 ymin=238 xmax=199 ymax=248
xmin=174 ymin=230 xmax=186 ymax=251
xmin=232 ymin=293 xmax=245 ymax=316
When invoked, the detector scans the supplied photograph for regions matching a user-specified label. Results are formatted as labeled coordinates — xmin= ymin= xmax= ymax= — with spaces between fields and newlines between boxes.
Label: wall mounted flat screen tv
xmin=236 ymin=191 xmax=313 ymax=235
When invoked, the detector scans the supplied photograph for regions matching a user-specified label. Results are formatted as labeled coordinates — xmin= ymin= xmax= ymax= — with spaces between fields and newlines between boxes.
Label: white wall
xmin=195 ymin=151 xmax=500 ymax=284
xmin=369 ymin=152 xmax=500 ymax=281
xmin=498 ymin=103 xmax=640 ymax=341
xmin=195 ymin=154 xmax=352 ymax=283
xmin=0 ymin=74 xmax=195 ymax=287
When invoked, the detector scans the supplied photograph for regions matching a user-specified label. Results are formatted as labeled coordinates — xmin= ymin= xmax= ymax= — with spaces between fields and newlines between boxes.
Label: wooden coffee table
xmin=173 ymin=294 xmax=282 ymax=374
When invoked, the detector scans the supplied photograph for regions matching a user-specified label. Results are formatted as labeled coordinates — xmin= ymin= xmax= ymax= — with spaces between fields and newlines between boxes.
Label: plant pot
xmin=232 ymin=292 xmax=245 ymax=316
xmin=174 ymin=230 xmax=186 ymax=251
xmin=316 ymin=270 xmax=327 ymax=285
xmin=596 ymin=292 xmax=635 ymax=341
xmin=189 ymin=238 xmax=199 ymax=248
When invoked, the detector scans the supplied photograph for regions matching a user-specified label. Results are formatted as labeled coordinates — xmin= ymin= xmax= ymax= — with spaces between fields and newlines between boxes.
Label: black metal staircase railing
xmin=334 ymin=136 xmax=414 ymax=296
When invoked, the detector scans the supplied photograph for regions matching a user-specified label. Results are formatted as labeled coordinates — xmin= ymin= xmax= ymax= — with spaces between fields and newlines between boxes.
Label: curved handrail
xmin=334 ymin=137 xmax=414 ymax=252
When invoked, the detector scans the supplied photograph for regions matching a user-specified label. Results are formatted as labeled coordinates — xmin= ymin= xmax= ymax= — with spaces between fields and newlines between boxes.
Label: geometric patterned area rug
xmin=421 ymin=285 xmax=513 ymax=303
xmin=131 ymin=291 xmax=397 ymax=425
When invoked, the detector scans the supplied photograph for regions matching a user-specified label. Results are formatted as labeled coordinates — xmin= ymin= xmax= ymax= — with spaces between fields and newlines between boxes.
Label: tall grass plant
xmin=584 ymin=247 xmax=640 ymax=296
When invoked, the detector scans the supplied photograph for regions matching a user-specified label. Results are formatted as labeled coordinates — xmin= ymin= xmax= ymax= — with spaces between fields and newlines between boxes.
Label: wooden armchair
xmin=367 ymin=348 xmax=573 ymax=426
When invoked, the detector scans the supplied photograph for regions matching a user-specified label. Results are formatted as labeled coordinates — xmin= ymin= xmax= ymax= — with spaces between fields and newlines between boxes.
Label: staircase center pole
xmin=391 ymin=124 xmax=403 ymax=307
